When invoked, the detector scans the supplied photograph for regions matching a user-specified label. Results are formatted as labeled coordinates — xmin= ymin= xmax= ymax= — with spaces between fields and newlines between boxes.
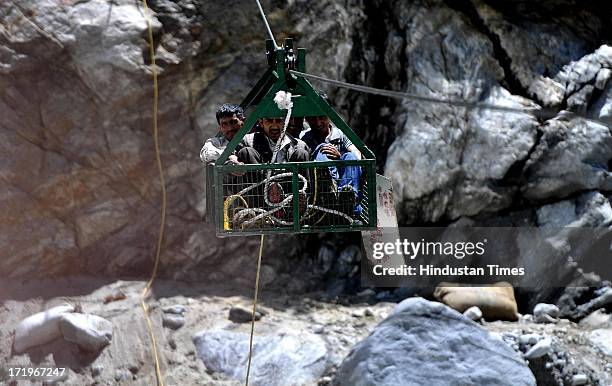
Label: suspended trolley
xmin=206 ymin=38 xmax=377 ymax=236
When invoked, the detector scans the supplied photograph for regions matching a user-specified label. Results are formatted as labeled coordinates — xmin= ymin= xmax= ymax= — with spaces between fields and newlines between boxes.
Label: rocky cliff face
xmin=1 ymin=0 xmax=611 ymax=279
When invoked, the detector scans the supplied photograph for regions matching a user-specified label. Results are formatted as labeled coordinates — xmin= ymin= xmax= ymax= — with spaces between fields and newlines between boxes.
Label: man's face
xmin=306 ymin=115 xmax=330 ymax=135
xmin=287 ymin=117 xmax=304 ymax=137
xmin=260 ymin=118 xmax=284 ymax=141
xmin=219 ymin=113 xmax=244 ymax=140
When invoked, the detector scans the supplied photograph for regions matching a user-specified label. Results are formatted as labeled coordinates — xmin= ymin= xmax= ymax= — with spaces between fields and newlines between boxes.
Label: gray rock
xmin=474 ymin=1 xmax=590 ymax=107
xmin=534 ymin=304 xmax=559 ymax=323
xmin=575 ymin=287 xmax=612 ymax=319
xmin=523 ymin=338 xmax=552 ymax=359
xmin=522 ymin=117 xmax=612 ymax=202
xmin=162 ymin=305 xmax=186 ymax=315
xmin=463 ymin=306 xmax=483 ymax=321
xmin=114 ymin=369 xmax=132 ymax=382
xmin=59 ymin=313 xmax=113 ymax=352
xmin=259 ymin=265 xmax=277 ymax=287
xmin=567 ymin=85 xmax=594 ymax=113
xmin=356 ymin=289 xmax=375 ymax=299
xmin=318 ymin=245 xmax=336 ymax=274
xmin=375 ymin=291 xmax=391 ymax=301
xmin=335 ymin=245 xmax=362 ymax=277
xmin=557 ymin=45 xmax=612 ymax=98
xmin=91 ymin=364 xmax=104 ymax=377
xmin=519 ymin=333 xmax=541 ymax=346
xmin=579 ymin=309 xmax=611 ymax=329
xmin=595 ymin=68 xmax=611 ymax=90
xmin=333 ymin=298 xmax=535 ymax=386
xmin=571 ymin=374 xmax=588 ymax=386
xmin=588 ymin=329 xmax=612 ymax=357
xmin=229 ymin=305 xmax=261 ymax=323
xmin=162 ymin=314 xmax=185 ymax=330
xmin=312 ymin=324 xmax=324 ymax=334
xmin=192 ymin=329 xmax=328 ymax=386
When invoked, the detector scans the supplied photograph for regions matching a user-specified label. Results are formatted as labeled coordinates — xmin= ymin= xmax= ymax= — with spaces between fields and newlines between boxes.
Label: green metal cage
xmin=206 ymin=38 xmax=377 ymax=236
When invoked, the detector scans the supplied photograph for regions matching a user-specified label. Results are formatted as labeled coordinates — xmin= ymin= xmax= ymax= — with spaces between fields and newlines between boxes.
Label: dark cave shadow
xmin=0 ymin=276 xmax=123 ymax=302
xmin=0 ymin=274 xmax=300 ymax=313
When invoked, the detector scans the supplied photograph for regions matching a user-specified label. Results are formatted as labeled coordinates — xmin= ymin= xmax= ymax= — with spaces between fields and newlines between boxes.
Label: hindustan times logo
xmin=372 ymin=239 xmax=488 ymax=260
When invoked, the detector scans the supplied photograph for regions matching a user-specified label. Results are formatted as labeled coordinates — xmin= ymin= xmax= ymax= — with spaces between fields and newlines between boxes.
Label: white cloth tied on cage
xmin=273 ymin=91 xmax=293 ymax=110
xmin=270 ymin=91 xmax=293 ymax=164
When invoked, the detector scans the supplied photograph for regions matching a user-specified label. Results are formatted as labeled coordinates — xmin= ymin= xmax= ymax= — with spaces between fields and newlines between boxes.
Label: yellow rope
xmin=224 ymin=194 xmax=249 ymax=230
xmin=139 ymin=1 xmax=166 ymax=386
xmin=245 ymin=234 xmax=265 ymax=386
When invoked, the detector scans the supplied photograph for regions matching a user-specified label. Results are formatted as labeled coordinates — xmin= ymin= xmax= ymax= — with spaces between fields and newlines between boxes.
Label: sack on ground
xmin=13 ymin=303 xmax=75 ymax=353
xmin=434 ymin=282 xmax=518 ymax=321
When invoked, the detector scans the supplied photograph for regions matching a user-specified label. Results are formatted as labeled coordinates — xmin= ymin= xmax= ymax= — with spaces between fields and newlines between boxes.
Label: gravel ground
xmin=0 ymin=277 xmax=610 ymax=385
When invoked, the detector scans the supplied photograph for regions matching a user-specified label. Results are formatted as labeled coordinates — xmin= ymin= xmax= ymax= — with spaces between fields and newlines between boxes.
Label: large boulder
xmin=192 ymin=329 xmax=329 ymax=386
xmin=378 ymin=0 xmax=612 ymax=224
xmin=333 ymin=298 xmax=536 ymax=386
xmin=472 ymin=1 xmax=593 ymax=107
xmin=0 ymin=0 xmax=358 ymax=279
xmin=381 ymin=0 xmax=541 ymax=223
xmin=522 ymin=117 xmax=612 ymax=202
xmin=588 ymin=329 xmax=612 ymax=357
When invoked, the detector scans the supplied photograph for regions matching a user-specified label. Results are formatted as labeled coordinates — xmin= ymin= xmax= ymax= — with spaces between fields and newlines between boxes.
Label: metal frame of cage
xmin=206 ymin=38 xmax=377 ymax=236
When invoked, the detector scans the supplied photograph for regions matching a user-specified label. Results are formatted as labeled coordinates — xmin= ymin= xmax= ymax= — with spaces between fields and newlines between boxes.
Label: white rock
xmin=523 ymin=338 xmax=552 ymax=359
xmin=519 ymin=333 xmax=541 ymax=345
xmin=535 ymin=313 xmax=557 ymax=323
xmin=59 ymin=313 xmax=113 ymax=351
xmin=193 ymin=329 xmax=328 ymax=386
xmin=312 ymin=324 xmax=324 ymax=334
xmin=588 ymin=329 xmax=612 ymax=357
xmin=571 ymin=374 xmax=588 ymax=385
xmin=463 ymin=306 xmax=483 ymax=321
xmin=13 ymin=304 xmax=75 ymax=353
xmin=534 ymin=303 xmax=559 ymax=317
xmin=534 ymin=303 xmax=559 ymax=323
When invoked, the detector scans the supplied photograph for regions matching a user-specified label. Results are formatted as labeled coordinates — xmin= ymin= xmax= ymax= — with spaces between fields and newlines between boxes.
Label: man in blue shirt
xmin=302 ymin=114 xmax=363 ymax=216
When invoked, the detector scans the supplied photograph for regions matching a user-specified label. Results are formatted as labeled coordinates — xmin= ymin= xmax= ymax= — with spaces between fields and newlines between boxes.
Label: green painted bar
xmin=292 ymin=164 xmax=300 ymax=232
xmin=219 ymin=159 xmax=373 ymax=172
